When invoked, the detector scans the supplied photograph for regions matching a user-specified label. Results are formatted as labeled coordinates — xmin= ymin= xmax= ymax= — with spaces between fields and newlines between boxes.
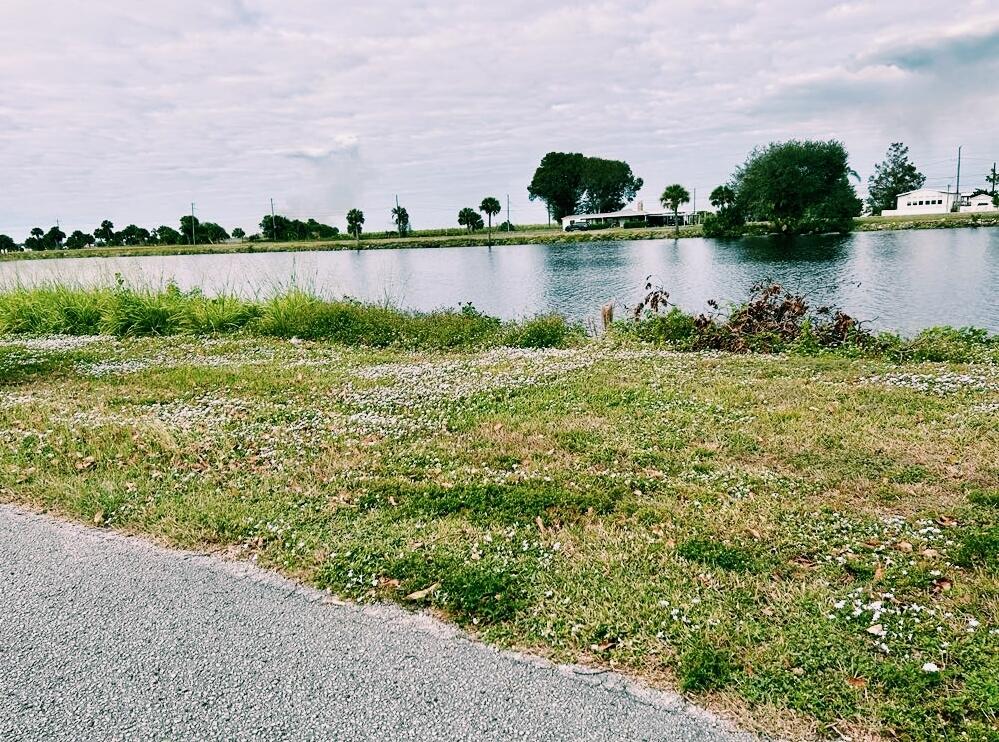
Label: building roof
xmin=562 ymin=206 xmax=686 ymax=222
xmin=895 ymin=189 xmax=955 ymax=197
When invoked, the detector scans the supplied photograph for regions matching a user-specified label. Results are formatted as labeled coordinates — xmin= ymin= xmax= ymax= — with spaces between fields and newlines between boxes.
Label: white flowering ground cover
xmin=1 ymin=335 xmax=996 ymax=741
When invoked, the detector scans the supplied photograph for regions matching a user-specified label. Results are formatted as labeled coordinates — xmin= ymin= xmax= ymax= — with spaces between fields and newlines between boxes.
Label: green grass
xmin=1 ymin=303 xmax=997 ymax=740
xmin=0 ymin=284 xmax=584 ymax=350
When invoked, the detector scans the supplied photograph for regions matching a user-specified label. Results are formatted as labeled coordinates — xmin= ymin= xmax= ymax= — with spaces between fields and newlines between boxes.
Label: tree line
xmin=526 ymin=142 xmax=997 ymax=238
xmin=4 ymin=142 xmax=994 ymax=253
xmin=0 ymin=217 xmax=234 ymax=252
xmin=0 ymin=200 xmax=513 ymax=252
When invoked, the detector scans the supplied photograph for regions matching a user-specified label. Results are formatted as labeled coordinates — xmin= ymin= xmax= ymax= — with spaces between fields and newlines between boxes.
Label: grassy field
xmin=1 ymin=292 xmax=996 ymax=740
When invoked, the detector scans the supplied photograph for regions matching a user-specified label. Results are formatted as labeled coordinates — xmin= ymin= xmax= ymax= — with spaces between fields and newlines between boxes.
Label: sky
xmin=2 ymin=0 xmax=998 ymax=237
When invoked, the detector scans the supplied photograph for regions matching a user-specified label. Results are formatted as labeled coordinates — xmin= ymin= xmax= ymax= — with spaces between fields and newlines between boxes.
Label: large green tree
xmin=200 ymin=222 xmax=229 ymax=244
xmin=866 ymin=143 xmax=925 ymax=215
xmin=65 ymin=230 xmax=95 ymax=249
xmin=346 ymin=208 xmax=364 ymax=244
xmin=44 ymin=225 xmax=66 ymax=249
xmin=180 ymin=215 xmax=200 ymax=244
xmin=703 ymin=184 xmax=745 ymax=238
xmin=0 ymin=234 xmax=17 ymax=252
xmin=733 ymin=139 xmax=861 ymax=234
xmin=118 ymin=224 xmax=150 ymax=245
xmin=94 ymin=220 xmax=115 ymax=245
xmin=458 ymin=207 xmax=483 ymax=231
xmin=479 ymin=196 xmax=501 ymax=245
xmin=528 ymin=152 xmax=587 ymax=221
xmin=528 ymin=152 xmax=643 ymax=221
xmin=25 ymin=227 xmax=46 ymax=251
xmin=659 ymin=184 xmax=690 ymax=237
xmin=709 ymin=185 xmax=736 ymax=210
xmin=581 ymin=159 xmax=643 ymax=213
xmin=155 ymin=225 xmax=182 ymax=245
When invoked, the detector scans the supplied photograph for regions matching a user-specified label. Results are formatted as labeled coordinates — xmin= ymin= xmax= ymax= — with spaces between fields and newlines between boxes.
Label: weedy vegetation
xmin=1 ymin=280 xmax=996 ymax=741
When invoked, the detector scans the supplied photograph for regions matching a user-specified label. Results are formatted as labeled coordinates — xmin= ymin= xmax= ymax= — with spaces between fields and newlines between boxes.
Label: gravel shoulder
xmin=1 ymin=504 xmax=755 ymax=741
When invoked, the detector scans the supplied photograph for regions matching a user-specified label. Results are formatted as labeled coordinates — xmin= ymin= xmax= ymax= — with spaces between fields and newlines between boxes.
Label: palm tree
xmin=346 ymin=208 xmax=365 ymax=246
xmin=457 ymin=207 xmax=483 ymax=232
xmin=660 ymin=184 xmax=691 ymax=237
xmin=391 ymin=205 xmax=410 ymax=236
xmin=709 ymin=185 xmax=736 ymax=210
xmin=479 ymin=196 xmax=501 ymax=245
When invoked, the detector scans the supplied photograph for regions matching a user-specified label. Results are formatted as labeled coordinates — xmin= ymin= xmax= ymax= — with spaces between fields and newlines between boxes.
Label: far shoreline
xmin=2 ymin=211 xmax=997 ymax=263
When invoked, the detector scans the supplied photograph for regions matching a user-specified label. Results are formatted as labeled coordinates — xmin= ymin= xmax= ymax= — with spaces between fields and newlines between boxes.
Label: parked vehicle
xmin=564 ymin=220 xmax=589 ymax=232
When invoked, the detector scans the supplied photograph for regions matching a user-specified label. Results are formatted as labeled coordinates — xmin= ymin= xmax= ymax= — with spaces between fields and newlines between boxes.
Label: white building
xmin=560 ymin=201 xmax=694 ymax=230
xmin=881 ymin=189 xmax=959 ymax=216
xmin=961 ymin=192 xmax=999 ymax=213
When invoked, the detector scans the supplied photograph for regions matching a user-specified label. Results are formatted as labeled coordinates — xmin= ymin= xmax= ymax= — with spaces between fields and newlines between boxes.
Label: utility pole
xmin=191 ymin=202 xmax=196 ymax=245
xmin=270 ymin=198 xmax=277 ymax=242
xmin=506 ymin=194 xmax=510 ymax=231
xmin=989 ymin=162 xmax=998 ymax=196
xmin=954 ymin=146 xmax=962 ymax=212
xmin=692 ymin=188 xmax=696 ymax=225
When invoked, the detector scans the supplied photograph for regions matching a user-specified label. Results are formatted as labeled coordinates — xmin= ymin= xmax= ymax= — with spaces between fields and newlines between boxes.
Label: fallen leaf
xmin=846 ymin=676 xmax=868 ymax=689
xmin=405 ymin=583 xmax=440 ymax=601
xmin=388 ymin=496 xmax=398 ymax=506
xmin=535 ymin=516 xmax=546 ymax=534
xmin=590 ymin=639 xmax=618 ymax=652
xmin=936 ymin=515 xmax=957 ymax=527
xmin=493 ymin=422 xmax=504 ymax=432
xmin=791 ymin=667 xmax=805 ymax=677
xmin=749 ymin=529 xmax=762 ymax=540
xmin=866 ymin=624 xmax=885 ymax=637
xmin=75 ymin=456 xmax=96 ymax=472
xmin=92 ymin=510 xmax=105 ymax=525
xmin=932 ymin=578 xmax=952 ymax=595
xmin=896 ymin=541 xmax=913 ymax=553
xmin=873 ymin=563 xmax=885 ymax=583
xmin=921 ymin=548 xmax=940 ymax=558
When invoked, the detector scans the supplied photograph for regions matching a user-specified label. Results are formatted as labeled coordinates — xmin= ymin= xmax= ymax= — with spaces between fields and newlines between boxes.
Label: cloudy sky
xmin=2 ymin=0 xmax=998 ymax=237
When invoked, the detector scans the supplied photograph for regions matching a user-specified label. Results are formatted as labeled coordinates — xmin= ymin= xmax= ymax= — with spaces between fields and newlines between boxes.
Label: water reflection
xmin=0 ymin=229 xmax=996 ymax=333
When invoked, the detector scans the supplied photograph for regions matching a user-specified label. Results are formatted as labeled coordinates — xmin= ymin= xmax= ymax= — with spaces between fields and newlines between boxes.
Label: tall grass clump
xmin=0 ymin=282 xmax=581 ymax=350
xmin=0 ymin=285 xmax=108 ymax=335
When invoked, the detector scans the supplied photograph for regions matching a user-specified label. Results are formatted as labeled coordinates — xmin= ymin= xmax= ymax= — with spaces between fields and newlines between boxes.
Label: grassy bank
xmin=1 ymin=287 xmax=997 ymax=740
xmin=2 ymin=212 xmax=997 ymax=264
xmin=0 ymin=284 xmax=583 ymax=350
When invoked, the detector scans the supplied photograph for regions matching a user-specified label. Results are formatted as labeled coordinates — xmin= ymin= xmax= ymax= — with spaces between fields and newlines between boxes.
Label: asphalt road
xmin=1 ymin=504 xmax=755 ymax=741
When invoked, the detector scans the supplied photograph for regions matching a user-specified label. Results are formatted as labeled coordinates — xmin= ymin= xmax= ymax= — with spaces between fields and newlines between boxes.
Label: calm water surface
xmin=2 ymin=229 xmax=997 ymax=334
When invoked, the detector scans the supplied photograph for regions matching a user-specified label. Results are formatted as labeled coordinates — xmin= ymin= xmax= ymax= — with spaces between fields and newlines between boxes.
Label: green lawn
xmin=1 ymin=334 xmax=996 ymax=740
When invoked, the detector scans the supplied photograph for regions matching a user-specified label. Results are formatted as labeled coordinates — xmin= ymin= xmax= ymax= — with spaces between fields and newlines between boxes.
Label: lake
xmin=2 ymin=229 xmax=997 ymax=334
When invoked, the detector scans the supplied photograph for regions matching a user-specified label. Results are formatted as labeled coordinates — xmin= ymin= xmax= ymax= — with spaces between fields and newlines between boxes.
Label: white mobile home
xmin=881 ymin=189 xmax=958 ymax=216
xmin=561 ymin=202 xmax=694 ymax=231
xmin=961 ymin=192 xmax=999 ymax=213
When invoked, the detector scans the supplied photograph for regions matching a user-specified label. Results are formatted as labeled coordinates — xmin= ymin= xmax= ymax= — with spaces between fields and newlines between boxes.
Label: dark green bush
xmin=504 ymin=315 xmax=583 ymax=348
xmin=677 ymin=538 xmax=760 ymax=572
xmin=954 ymin=526 xmax=999 ymax=568
xmin=679 ymin=641 xmax=736 ymax=692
